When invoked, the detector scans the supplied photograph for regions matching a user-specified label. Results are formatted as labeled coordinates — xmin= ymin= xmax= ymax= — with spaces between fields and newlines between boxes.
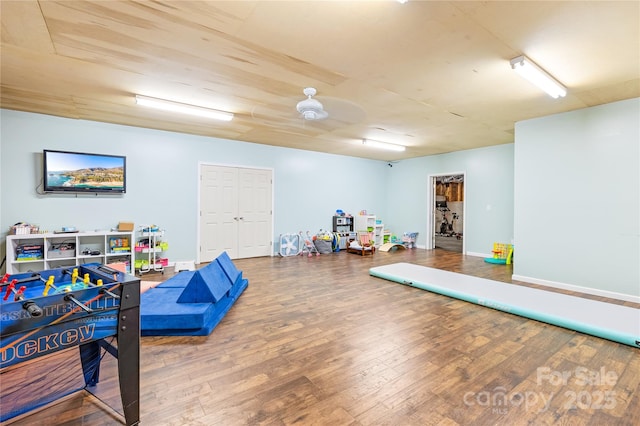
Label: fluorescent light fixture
xmin=510 ymin=55 xmax=567 ymax=99
xmin=135 ymin=95 xmax=233 ymax=121
xmin=362 ymin=139 xmax=406 ymax=152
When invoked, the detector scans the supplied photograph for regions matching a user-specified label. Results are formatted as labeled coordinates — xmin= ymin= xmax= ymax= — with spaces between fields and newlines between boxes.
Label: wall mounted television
xmin=43 ymin=150 xmax=126 ymax=193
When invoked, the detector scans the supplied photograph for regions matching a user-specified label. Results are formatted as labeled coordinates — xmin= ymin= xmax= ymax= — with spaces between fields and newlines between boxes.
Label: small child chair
xmin=347 ymin=231 xmax=376 ymax=256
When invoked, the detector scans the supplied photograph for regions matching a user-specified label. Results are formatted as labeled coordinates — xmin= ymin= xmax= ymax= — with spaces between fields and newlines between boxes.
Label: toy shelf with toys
xmin=5 ymin=229 xmax=134 ymax=274
xmin=134 ymin=225 xmax=168 ymax=275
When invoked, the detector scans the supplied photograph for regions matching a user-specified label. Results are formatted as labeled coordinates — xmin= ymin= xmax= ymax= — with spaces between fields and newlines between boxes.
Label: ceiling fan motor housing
xmin=296 ymin=87 xmax=327 ymax=120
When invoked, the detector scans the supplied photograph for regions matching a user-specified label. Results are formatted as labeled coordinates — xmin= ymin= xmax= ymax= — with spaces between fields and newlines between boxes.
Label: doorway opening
xmin=427 ymin=173 xmax=465 ymax=253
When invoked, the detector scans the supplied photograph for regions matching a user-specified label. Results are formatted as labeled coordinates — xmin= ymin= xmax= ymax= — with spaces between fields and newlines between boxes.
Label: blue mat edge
xmin=369 ymin=267 xmax=640 ymax=349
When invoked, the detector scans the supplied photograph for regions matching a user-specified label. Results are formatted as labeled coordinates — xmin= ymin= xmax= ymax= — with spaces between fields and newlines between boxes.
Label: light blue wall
xmin=385 ymin=144 xmax=515 ymax=255
xmin=514 ymin=98 xmax=639 ymax=298
xmin=0 ymin=110 xmax=391 ymax=262
xmin=1 ymin=110 xmax=517 ymax=268
xmin=5 ymin=100 xmax=635 ymax=299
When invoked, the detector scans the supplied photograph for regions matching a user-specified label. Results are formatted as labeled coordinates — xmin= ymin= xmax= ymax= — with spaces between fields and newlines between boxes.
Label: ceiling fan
xmin=296 ymin=87 xmax=329 ymax=121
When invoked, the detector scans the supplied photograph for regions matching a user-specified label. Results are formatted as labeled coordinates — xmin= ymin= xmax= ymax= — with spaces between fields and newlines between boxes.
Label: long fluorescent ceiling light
xmin=510 ymin=55 xmax=567 ymax=99
xmin=362 ymin=139 xmax=406 ymax=152
xmin=135 ymin=95 xmax=234 ymax=121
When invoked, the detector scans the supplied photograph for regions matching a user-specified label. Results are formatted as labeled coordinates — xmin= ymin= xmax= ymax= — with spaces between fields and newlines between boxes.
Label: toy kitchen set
xmin=332 ymin=213 xmax=355 ymax=250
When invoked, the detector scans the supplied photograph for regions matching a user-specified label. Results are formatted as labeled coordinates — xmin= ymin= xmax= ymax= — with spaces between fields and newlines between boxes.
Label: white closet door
xmin=199 ymin=164 xmax=272 ymax=263
xmin=238 ymin=168 xmax=272 ymax=258
xmin=200 ymin=165 xmax=239 ymax=262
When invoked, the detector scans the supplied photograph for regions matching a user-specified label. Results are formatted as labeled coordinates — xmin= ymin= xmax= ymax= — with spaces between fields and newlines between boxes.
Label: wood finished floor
xmin=4 ymin=249 xmax=639 ymax=426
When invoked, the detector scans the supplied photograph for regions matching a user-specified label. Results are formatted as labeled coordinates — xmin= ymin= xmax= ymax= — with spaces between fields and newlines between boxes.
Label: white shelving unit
xmin=5 ymin=230 xmax=134 ymax=274
xmin=134 ymin=226 xmax=167 ymax=275
xmin=354 ymin=214 xmax=384 ymax=247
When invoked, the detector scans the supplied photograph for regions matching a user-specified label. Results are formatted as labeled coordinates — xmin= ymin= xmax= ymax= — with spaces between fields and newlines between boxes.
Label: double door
xmin=199 ymin=164 xmax=272 ymax=263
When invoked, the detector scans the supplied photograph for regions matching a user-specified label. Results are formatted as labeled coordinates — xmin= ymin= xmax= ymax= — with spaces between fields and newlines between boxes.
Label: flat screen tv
xmin=43 ymin=149 xmax=126 ymax=193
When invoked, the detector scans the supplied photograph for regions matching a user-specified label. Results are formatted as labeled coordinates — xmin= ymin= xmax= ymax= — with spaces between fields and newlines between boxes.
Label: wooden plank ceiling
xmin=1 ymin=1 xmax=639 ymax=161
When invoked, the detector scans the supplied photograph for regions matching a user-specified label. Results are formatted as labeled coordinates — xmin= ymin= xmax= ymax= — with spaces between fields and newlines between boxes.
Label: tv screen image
xmin=43 ymin=150 xmax=126 ymax=193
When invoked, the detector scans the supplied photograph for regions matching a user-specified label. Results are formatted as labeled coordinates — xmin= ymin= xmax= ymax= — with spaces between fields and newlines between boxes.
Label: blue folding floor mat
xmin=141 ymin=252 xmax=248 ymax=336
xmin=370 ymin=263 xmax=640 ymax=348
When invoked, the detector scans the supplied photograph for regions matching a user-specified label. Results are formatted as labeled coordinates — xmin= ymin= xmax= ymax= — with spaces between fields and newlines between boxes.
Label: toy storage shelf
xmin=354 ymin=214 xmax=384 ymax=247
xmin=5 ymin=230 xmax=134 ymax=274
xmin=135 ymin=226 xmax=167 ymax=275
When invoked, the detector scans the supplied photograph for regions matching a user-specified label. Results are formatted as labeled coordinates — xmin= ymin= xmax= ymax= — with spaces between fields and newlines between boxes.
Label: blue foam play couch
xmin=140 ymin=252 xmax=248 ymax=336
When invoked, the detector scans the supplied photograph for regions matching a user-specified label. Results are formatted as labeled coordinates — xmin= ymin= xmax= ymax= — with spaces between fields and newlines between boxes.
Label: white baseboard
xmin=512 ymin=274 xmax=640 ymax=304
xmin=465 ymin=251 xmax=491 ymax=258
xmin=426 ymin=249 xmax=491 ymax=258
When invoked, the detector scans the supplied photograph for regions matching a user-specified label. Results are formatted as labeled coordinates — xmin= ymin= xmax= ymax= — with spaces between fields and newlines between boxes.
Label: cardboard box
xmin=10 ymin=225 xmax=38 ymax=235
xmin=118 ymin=222 xmax=134 ymax=232
xmin=107 ymin=262 xmax=128 ymax=273
xmin=16 ymin=244 xmax=44 ymax=260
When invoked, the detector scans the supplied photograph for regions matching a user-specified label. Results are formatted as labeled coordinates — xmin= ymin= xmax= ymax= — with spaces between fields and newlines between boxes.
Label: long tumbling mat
xmin=369 ymin=263 xmax=640 ymax=348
